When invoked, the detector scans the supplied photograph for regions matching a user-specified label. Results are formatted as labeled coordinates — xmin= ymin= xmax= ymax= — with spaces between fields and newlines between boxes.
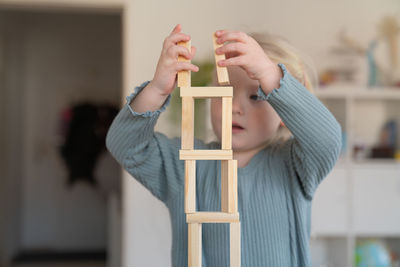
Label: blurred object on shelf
xmin=370 ymin=119 xmax=397 ymax=159
xmin=319 ymin=15 xmax=400 ymax=88
xmin=355 ymin=239 xmax=391 ymax=267
xmin=367 ymin=40 xmax=379 ymax=87
xmin=323 ymin=31 xmax=366 ymax=86
xmin=371 ymin=146 xmax=395 ymax=158
xmin=379 ymin=120 xmax=397 ymax=147
xmin=319 ymin=69 xmax=337 ymax=86
xmin=353 ymin=141 xmax=368 ymax=161
xmin=395 ymin=150 xmax=400 ymax=161
xmin=318 ymin=29 xmax=369 ymax=87
xmin=378 ymin=15 xmax=400 ymax=86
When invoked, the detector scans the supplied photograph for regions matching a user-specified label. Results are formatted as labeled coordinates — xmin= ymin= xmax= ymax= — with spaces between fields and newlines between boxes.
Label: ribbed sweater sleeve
xmin=105 ymin=81 xmax=183 ymax=202
xmin=258 ymin=64 xmax=342 ymax=199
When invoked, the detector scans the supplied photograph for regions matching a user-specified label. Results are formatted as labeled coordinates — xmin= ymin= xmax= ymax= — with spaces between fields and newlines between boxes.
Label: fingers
xmin=215 ymin=30 xmax=248 ymax=45
xmin=215 ymin=42 xmax=246 ymax=56
xmin=164 ymin=32 xmax=191 ymax=48
xmin=167 ymin=45 xmax=193 ymax=60
xmin=218 ymin=55 xmax=245 ymax=67
xmin=176 ymin=62 xmax=199 ymax=72
xmin=171 ymin=24 xmax=181 ymax=34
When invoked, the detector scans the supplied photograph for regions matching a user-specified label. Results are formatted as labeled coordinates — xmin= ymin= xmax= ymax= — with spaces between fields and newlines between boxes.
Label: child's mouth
xmin=232 ymin=123 xmax=244 ymax=133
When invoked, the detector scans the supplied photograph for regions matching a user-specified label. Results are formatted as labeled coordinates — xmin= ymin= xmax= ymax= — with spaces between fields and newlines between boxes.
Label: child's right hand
xmin=149 ymin=24 xmax=199 ymax=96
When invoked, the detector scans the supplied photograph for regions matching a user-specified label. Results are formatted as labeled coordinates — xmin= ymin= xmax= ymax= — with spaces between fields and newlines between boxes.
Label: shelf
xmin=355 ymin=233 xmax=400 ymax=238
xmin=333 ymin=157 xmax=400 ymax=168
xmin=315 ymin=86 xmax=400 ymax=99
xmin=311 ymin=84 xmax=400 ymax=267
xmin=351 ymin=159 xmax=400 ymax=167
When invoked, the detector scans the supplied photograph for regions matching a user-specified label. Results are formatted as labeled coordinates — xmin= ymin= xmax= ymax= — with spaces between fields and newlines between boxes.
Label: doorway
xmin=0 ymin=8 xmax=122 ymax=267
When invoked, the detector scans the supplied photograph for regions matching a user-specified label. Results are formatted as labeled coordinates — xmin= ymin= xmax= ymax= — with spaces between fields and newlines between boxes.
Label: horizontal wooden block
xmin=180 ymin=87 xmax=233 ymax=98
xmin=187 ymin=212 xmax=239 ymax=223
xmin=179 ymin=150 xmax=232 ymax=160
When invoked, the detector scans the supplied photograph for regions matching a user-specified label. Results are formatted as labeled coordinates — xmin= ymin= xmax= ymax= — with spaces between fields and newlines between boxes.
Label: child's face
xmin=211 ymin=66 xmax=281 ymax=152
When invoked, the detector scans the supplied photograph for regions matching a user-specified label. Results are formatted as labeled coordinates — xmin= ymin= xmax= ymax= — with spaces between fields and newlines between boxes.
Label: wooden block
xmin=185 ymin=160 xmax=196 ymax=213
xmin=221 ymin=97 xmax=232 ymax=150
xmin=188 ymin=223 xmax=202 ymax=267
xmin=230 ymin=222 xmax=241 ymax=267
xmin=186 ymin=212 xmax=239 ymax=223
xmin=181 ymin=97 xmax=194 ymax=149
xmin=180 ymin=87 xmax=233 ymax=98
xmin=213 ymin=33 xmax=230 ymax=85
xmin=232 ymin=160 xmax=238 ymax=212
xmin=178 ymin=40 xmax=191 ymax=87
xmin=179 ymin=149 xmax=232 ymax=160
xmin=221 ymin=160 xmax=238 ymax=213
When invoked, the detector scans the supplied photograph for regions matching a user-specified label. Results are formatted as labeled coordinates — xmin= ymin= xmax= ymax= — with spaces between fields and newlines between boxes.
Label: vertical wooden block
xmin=221 ymin=160 xmax=237 ymax=213
xmin=230 ymin=222 xmax=241 ymax=267
xmin=178 ymin=40 xmax=191 ymax=87
xmin=221 ymin=160 xmax=229 ymax=212
xmin=212 ymin=34 xmax=230 ymax=85
xmin=232 ymin=160 xmax=238 ymax=213
xmin=185 ymin=160 xmax=196 ymax=213
xmin=188 ymin=223 xmax=202 ymax=267
xmin=221 ymin=97 xmax=232 ymax=150
xmin=181 ymin=97 xmax=194 ymax=149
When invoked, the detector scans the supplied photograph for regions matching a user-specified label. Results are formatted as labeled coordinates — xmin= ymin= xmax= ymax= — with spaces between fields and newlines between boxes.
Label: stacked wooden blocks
xmin=178 ymin=34 xmax=241 ymax=267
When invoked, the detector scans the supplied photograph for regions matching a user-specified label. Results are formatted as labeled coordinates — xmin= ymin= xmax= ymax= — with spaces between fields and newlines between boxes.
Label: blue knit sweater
xmin=106 ymin=64 xmax=342 ymax=267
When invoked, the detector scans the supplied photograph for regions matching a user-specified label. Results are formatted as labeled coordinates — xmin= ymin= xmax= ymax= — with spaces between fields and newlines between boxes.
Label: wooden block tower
xmin=178 ymin=34 xmax=241 ymax=267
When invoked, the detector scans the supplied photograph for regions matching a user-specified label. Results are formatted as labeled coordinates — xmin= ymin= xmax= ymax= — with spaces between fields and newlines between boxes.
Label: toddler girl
xmin=106 ymin=24 xmax=341 ymax=267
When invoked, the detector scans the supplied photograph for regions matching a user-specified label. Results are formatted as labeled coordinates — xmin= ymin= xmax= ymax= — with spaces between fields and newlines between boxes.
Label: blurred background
xmin=0 ymin=0 xmax=399 ymax=267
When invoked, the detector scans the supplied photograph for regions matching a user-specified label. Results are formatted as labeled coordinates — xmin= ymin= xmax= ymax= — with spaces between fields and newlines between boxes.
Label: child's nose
xmin=232 ymin=96 xmax=244 ymax=115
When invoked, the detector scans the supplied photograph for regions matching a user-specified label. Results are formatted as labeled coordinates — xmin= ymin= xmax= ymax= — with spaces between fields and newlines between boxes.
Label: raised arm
xmin=106 ymin=82 xmax=180 ymax=202
xmin=106 ymin=24 xmax=199 ymax=202
xmin=261 ymin=64 xmax=342 ymax=199
xmin=214 ymin=29 xmax=341 ymax=199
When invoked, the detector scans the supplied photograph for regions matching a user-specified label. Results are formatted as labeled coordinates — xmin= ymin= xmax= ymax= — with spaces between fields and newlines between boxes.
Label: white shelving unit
xmin=311 ymin=86 xmax=400 ymax=267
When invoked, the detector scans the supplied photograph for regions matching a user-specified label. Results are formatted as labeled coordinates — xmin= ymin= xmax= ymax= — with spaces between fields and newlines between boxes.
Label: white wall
xmin=123 ymin=0 xmax=399 ymax=266
xmin=1 ymin=10 xmax=122 ymax=253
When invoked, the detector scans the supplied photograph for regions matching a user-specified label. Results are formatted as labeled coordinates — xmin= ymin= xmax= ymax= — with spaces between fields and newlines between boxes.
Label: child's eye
xmin=250 ymin=95 xmax=258 ymax=100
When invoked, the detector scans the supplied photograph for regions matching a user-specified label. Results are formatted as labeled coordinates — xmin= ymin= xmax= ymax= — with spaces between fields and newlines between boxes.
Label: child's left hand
xmin=214 ymin=30 xmax=282 ymax=93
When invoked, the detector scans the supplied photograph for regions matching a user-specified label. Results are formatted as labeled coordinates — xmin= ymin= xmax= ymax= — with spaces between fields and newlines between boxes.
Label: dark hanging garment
xmin=60 ymin=103 xmax=118 ymax=187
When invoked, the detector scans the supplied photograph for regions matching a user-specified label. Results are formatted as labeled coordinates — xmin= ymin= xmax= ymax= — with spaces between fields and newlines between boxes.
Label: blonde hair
xmin=249 ymin=32 xmax=317 ymax=92
xmin=248 ymin=32 xmax=318 ymax=145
